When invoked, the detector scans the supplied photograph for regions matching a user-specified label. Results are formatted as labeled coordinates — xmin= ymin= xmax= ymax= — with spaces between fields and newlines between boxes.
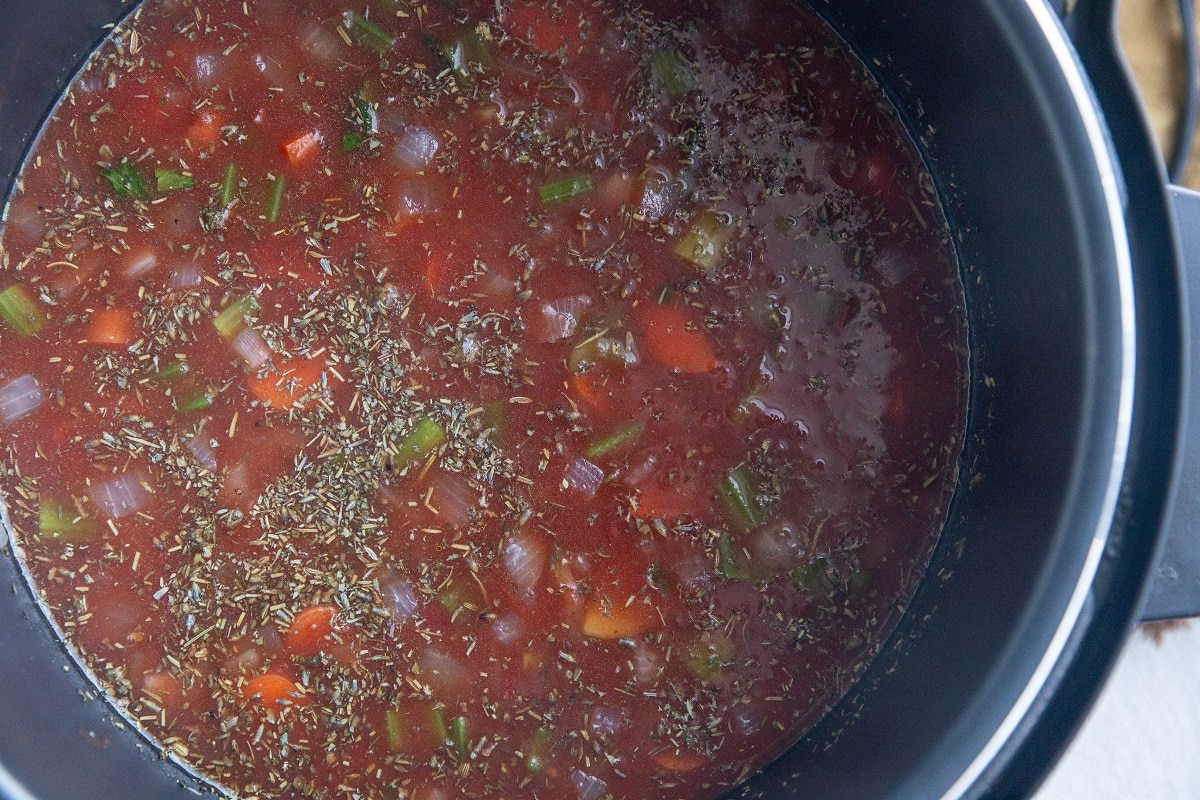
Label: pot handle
xmin=1143 ymin=185 xmax=1200 ymax=621
xmin=1058 ymin=0 xmax=1200 ymax=621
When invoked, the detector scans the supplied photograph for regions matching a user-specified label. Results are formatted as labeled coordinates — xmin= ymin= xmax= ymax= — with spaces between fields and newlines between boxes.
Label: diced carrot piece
xmin=637 ymin=304 xmax=717 ymax=373
xmin=285 ymin=604 xmax=338 ymax=656
xmin=281 ymin=130 xmax=322 ymax=167
xmin=86 ymin=307 xmax=135 ymax=347
xmin=631 ymin=481 xmax=696 ymax=520
xmin=570 ymin=372 xmax=613 ymax=414
xmin=242 ymin=672 xmax=308 ymax=713
xmin=187 ymin=110 xmax=223 ymax=148
xmin=142 ymin=671 xmax=182 ymax=709
xmin=581 ymin=596 xmax=658 ymax=639
xmin=653 ymin=750 xmax=707 ymax=772
xmin=246 ymin=355 xmax=325 ymax=409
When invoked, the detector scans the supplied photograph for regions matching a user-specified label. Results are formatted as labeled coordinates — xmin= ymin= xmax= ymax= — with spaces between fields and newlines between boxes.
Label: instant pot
xmin=1 ymin=1 xmax=1198 ymax=798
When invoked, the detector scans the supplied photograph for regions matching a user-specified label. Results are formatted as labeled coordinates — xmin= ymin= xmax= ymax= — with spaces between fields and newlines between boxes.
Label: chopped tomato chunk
xmin=187 ymin=110 xmax=223 ymax=147
xmin=246 ymin=355 xmax=326 ymax=409
xmin=581 ymin=596 xmax=659 ymax=639
xmin=637 ymin=304 xmax=717 ymax=373
xmin=285 ymin=604 xmax=339 ymax=656
xmin=242 ymin=672 xmax=308 ymax=713
xmin=86 ymin=307 xmax=135 ymax=347
xmin=281 ymin=130 xmax=322 ymax=166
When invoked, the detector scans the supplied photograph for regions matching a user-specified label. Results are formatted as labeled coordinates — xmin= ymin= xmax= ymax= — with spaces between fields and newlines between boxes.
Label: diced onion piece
xmin=751 ymin=522 xmax=801 ymax=571
xmin=633 ymin=645 xmax=662 ymax=687
xmin=123 ymin=250 xmax=157 ymax=278
xmin=300 ymin=22 xmax=343 ymax=64
xmin=504 ymin=534 xmax=547 ymax=597
xmin=571 ymin=769 xmax=608 ymax=800
xmin=564 ymin=456 xmax=604 ymax=498
xmin=732 ymin=706 xmax=765 ymax=737
xmin=673 ymin=553 xmax=713 ymax=591
xmin=221 ymin=462 xmax=254 ymax=507
xmin=193 ymin=53 xmax=219 ymax=85
xmin=637 ymin=166 xmax=683 ymax=223
xmin=92 ymin=473 xmax=150 ymax=520
xmin=874 ymin=249 xmax=916 ymax=286
xmin=621 ymin=452 xmax=659 ymax=487
xmin=392 ymin=127 xmax=441 ymax=172
xmin=588 ymin=706 xmax=629 ymax=738
xmin=535 ymin=294 xmax=591 ymax=343
xmin=168 ymin=262 xmax=202 ymax=288
xmin=231 ymin=327 xmax=272 ymax=370
xmin=418 ymin=648 xmax=469 ymax=695
xmin=392 ymin=178 xmax=442 ymax=223
xmin=221 ymin=646 xmax=264 ymax=678
xmin=185 ymin=437 xmax=218 ymax=472
xmin=492 ymin=613 xmax=524 ymax=644
xmin=6 ymin=200 xmax=46 ymax=241
xmin=428 ymin=471 xmax=477 ymax=527
xmin=0 ymin=375 xmax=44 ymax=425
xmin=382 ymin=579 xmax=419 ymax=621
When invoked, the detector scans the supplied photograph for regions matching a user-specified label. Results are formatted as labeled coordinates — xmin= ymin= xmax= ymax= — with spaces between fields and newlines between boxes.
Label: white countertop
xmin=1034 ymin=620 xmax=1200 ymax=799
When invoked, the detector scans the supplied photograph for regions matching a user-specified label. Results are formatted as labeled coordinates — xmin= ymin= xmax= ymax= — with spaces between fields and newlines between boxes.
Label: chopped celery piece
xmin=421 ymin=32 xmax=447 ymax=64
xmin=0 ymin=285 xmax=46 ymax=337
xmin=213 ymin=294 xmax=254 ymax=339
xmin=674 ymin=210 xmax=730 ymax=271
xmin=99 ymin=160 xmax=149 ymax=199
xmin=719 ymin=465 xmax=763 ymax=531
xmin=393 ymin=416 xmax=445 ymax=466
xmin=686 ymin=632 xmax=736 ymax=681
xmin=539 ymin=174 xmax=594 ymax=204
xmin=175 ymin=391 xmax=214 ymax=413
xmin=652 ymin=49 xmax=695 ymax=97
xmin=429 ymin=706 xmax=449 ymax=743
xmin=525 ymin=727 xmax=550 ymax=772
xmin=716 ymin=532 xmax=751 ymax=580
xmin=151 ymin=360 xmax=187 ymax=381
xmin=793 ymin=556 xmax=829 ymax=593
xmin=585 ymin=421 xmax=644 ymax=460
xmin=353 ymin=91 xmax=377 ymax=134
xmin=444 ymin=31 xmax=493 ymax=80
xmin=39 ymin=503 xmax=96 ymax=543
xmin=155 ymin=168 xmax=194 ymax=191
xmin=566 ymin=335 xmax=633 ymax=373
xmin=341 ymin=132 xmax=364 ymax=152
xmin=436 ymin=579 xmax=480 ymax=617
xmin=220 ymin=163 xmax=238 ymax=207
xmin=265 ymin=174 xmax=286 ymax=223
xmin=849 ymin=570 xmax=869 ymax=593
xmin=384 ymin=708 xmax=405 ymax=752
xmin=451 ymin=715 xmax=469 ymax=758
xmin=481 ymin=401 xmax=507 ymax=433
xmin=345 ymin=10 xmax=395 ymax=53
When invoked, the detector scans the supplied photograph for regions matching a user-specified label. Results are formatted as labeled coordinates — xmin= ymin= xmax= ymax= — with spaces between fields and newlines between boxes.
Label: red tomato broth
xmin=0 ymin=1 xmax=966 ymax=799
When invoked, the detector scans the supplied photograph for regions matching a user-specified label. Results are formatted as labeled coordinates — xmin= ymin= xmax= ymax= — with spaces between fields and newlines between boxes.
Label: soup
xmin=0 ymin=1 xmax=966 ymax=798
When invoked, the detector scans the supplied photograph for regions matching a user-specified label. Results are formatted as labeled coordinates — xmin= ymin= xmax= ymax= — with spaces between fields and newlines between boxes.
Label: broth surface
xmin=0 ymin=1 xmax=966 ymax=798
